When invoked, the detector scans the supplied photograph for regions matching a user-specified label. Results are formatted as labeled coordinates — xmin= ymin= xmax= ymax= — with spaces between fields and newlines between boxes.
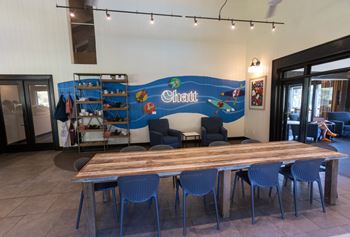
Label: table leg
xmin=325 ymin=160 xmax=339 ymax=205
xmin=83 ymin=182 xmax=97 ymax=237
xmin=219 ymin=170 xmax=232 ymax=218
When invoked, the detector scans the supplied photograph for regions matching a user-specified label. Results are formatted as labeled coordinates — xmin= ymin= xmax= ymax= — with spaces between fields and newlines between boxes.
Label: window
xmin=283 ymin=68 xmax=304 ymax=78
xmin=311 ymin=57 xmax=350 ymax=73
xmin=69 ymin=0 xmax=97 ymax=64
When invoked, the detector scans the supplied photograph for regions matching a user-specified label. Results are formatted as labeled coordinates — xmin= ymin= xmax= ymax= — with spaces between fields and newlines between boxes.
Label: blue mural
xmin=58 ymin=76 xmax=245 ymax=129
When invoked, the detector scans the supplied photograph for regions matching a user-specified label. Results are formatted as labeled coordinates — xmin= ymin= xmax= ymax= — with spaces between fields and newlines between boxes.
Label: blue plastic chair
xmin=232 ymin=163 xmax=284 ymax=224
xmin=118 ymin=174 xmax=160 ymax=237
xmin=175 ymin=169 xmax=220 ymax=235
xmin=74 ymin=158 xmax=118 ymax=229
xmin=280 ymin=159 xmax=325 ymax=216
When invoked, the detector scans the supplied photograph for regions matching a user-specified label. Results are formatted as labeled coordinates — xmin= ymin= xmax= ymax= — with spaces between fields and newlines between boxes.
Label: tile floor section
xmin=1 ymin=150 xmax=350 ymax=237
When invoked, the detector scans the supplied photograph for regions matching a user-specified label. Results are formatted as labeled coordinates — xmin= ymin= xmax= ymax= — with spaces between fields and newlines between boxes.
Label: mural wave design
xmin=58 ymin=76 xmax=245 ymax=129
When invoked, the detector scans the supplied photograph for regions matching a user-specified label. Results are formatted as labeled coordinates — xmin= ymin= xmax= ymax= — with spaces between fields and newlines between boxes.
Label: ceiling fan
xmin=266 ymin=0 xmax=282 ymax=18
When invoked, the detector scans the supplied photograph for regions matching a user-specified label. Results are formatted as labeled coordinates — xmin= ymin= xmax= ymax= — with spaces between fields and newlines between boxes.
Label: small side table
xmin=182 ymin=132 xmax=201 ymax=147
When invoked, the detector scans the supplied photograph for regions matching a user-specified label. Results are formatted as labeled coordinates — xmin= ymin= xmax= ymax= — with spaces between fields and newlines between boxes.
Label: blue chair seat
xmin=344 ymin=125 xmax=350 ymax=131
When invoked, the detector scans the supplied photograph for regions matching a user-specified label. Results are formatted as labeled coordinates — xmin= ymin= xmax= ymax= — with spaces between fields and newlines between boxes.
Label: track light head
xmin=105 ymin=10 xmax=111 ymax=20
xmin=150 ymin=13 xmax=155 ymax=24
xmin=272 ymin=22 xmax=276 ymax=32
xmin=250 ymin=21 xmax=255 ymax=30
xmin=231 ymin=20 xmax=236 ymax=30
xmin=194 ymin=17 xmax=198 ymax=26
xmin=69 ymin=11 xmax=75 ymax=18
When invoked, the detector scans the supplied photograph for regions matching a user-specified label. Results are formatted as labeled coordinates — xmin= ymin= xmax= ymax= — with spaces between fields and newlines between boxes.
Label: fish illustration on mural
xmin=207 ymin=99 xmax=235 ymax=113
xmin=135 ymin=90 xmax=148 ymax=103
xmin=144 ymin=102 xmax=156 ymax=114
xmin=168 ymin=77 xmax=181 ymax=89
xmin=220 ymin=88 xmax=245 ymax=98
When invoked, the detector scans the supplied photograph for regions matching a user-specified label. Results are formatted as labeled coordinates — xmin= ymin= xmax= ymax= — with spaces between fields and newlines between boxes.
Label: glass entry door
xmin=0 ymin=77 xmax=57 ymax=151
xmin=283 ymin=83 xmax=304 ymax=141
xmin=0 ymin=82 xmax=28 ymax=146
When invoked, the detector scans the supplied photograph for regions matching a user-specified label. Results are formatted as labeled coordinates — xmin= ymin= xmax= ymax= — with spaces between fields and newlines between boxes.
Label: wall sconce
xmin=248 ymin=58 xmax=262 ymax=74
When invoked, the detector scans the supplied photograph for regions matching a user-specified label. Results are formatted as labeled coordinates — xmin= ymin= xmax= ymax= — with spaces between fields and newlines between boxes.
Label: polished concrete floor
xmin=1 ymin=149 xmax=350 ymax=237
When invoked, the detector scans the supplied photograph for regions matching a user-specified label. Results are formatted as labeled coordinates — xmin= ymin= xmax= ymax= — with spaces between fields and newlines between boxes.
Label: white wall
xmin=0 ymin=0 xmax=249 ymax=145
xmin=244 ymin=0 xmax=350 ymax=142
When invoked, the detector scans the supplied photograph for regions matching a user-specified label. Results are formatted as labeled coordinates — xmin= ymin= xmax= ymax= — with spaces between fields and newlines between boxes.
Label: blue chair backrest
xmin=148 ymin=119 xmax=170 ymax=135
xmin=291 ymin=159 xmax=324 ymax=182
xmin=120 ymin=145 xmax=147 ymax=153
xmin=241 ymin=139 xmax=260 ymax=144
xmin=327 ymin=112 xmax=350 ymax=124
xmin=209 ymin=141 xmax=230 ymax=147
xmin=180 ymin=169 xmax=217 ymax=196
xmin=201 ymin=117 xmax=223 ymax=133
xmin=248 ymin=162 xmax=282 ymax=187
xmin=118 ymin=174 xmax=160 ymax=202
xmin=149 ymin=144 xmax=174 ymax=151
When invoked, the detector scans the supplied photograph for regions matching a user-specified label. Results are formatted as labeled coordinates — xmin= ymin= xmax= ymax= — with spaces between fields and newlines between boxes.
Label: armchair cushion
xmin=163 ymin=136 xmax=179 ymax=145
xmin=206 ymin=133 xmax=225 ymax=141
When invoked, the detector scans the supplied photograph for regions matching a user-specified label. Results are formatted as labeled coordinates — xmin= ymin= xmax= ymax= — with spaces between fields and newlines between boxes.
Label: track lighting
xmin=250 ymin=21 xmax=255 ymax=30
xmin=58 ymin=5 xmax=285 ymax=31
xmin=105 ymin=10 xmax=111 ymax=20
xmin=248 ymin=58 xmax=262 ymax=74
xmin=272 ymin=22 xmax=276 ymax=32
xmin=231 ymin=20 xmax=236 ymax=30
xmin=194 ymin=17 xmax=198 ymax=26
xmin=150 ymin=13 xmax=155 ymax=24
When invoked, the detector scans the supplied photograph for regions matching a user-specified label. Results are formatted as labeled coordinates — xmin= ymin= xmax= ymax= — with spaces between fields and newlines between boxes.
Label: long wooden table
xmin=74 ymin=141 xmax=347 ymax=237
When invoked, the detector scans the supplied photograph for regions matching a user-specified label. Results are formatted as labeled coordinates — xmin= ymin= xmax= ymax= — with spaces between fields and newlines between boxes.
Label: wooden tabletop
xmin=74 ymin=141 xmax=347 ymax=183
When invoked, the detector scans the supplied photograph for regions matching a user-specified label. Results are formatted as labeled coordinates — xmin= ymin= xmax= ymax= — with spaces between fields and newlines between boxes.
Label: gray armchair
xmin=327 ymin=112 xmax=350 ymax=137
xmin=148 ymin=119 xmax=182 ymax=148
xmin=201 ymin=117 xmax=228 ymax=146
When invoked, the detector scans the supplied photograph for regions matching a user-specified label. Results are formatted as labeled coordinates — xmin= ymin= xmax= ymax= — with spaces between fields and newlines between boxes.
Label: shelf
xmin=79 ymin=141 xmax=106 ymax=147
xmin=105 ymin=121 xmax=129 ymax=125
xmin=108 ymin=134 xmax=129 ymax=138
xmin=78 ymin=115 xmax=103 ymax=118
xmin=80 ymin=128 xmax=104 ymax=132
xmin=101 ymin=79 xmax=128 ymax=83
xmin=76 ymin=86 xmax=102 ymax=90
xmin=102 ymin=93 xmax=128 ymax=97
xmin=103 ymin=107 xmax=128 ymax=111
xmin=77 ymin=100 xmax=103 ymax=104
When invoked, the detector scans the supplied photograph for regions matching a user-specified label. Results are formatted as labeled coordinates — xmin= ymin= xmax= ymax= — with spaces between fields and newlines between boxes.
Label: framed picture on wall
xmin=249 ymin=76 xmax=266 ymax=110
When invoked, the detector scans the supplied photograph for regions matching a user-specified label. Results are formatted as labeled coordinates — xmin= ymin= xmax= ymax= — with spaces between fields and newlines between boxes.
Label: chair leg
xmin=111 ymin=188 xmax=118 ymax=221
xmin=269 ymin=187 xmax=273 ymax=198
xmin=293 ymin=180 xmax=298 ymax=217
xmin=231 ymin=174 xmax=238 ymax=203
xmin=317 ymin=179 xmax=326 ymax=213
xmin=154 ymin=196 xmax=161 ymax=237
xmin=217 ymin=173 xmax=221 ymax=202
xmin=182 ymin=192 xmax=187 ymax=236
xmin=276 ymin=185 xmax=284 ymax=219
xmin=309 ymin=182 xmax=313 ymax=205
xmin=120 ymin=198 xmax=124 ymax=237
xmin=284 ymin=177 xmax=288 ymax=187
xmin=173 ymin=176 xmax=176 ymax=188
xmin=241 ymin=176 xmax=245 ymax=197
xmin=75 ymin=190 xmax=84 ymax=229
xmin=257 ymin=187 xmax=260 ymax=199
xmin=175 ymin=181 xmax=180 ymax=210
xmin=212 ymin=189 xmax=220 ymax=230
xmin=251 ymin=185 xmax=256 ymax=224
